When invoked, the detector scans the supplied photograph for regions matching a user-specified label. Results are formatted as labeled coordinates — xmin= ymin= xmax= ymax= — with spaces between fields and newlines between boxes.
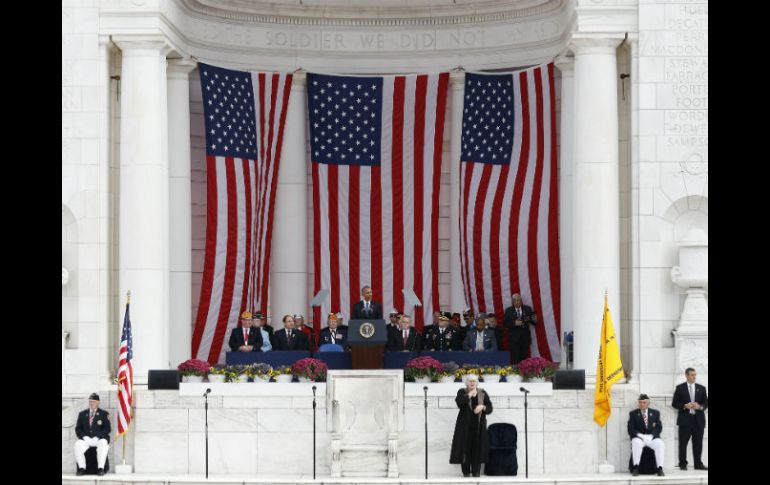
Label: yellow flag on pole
xmin=593 ymin=293 xmax=624 ymax=426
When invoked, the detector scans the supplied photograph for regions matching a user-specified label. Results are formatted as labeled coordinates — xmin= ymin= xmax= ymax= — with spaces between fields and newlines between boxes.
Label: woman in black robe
xmin=449 ymin=373 xmax=493 ymax=476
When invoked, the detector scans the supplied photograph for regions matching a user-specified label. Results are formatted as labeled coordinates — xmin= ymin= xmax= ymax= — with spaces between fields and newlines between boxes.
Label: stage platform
xmin=61 ymin=471 xmax=708 ymax=484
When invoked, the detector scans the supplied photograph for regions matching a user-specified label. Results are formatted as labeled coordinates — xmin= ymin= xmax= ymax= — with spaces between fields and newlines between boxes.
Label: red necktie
xmin=287 ymin=331 xmax=292 ymax=346
xmin=244 ymin=329 xmax=249 ymax=344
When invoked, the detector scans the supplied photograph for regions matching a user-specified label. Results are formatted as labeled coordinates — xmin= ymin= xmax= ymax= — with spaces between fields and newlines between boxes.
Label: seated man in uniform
xmin=628 ymin=394 xmax=665 ymax=476
xmin=74 ymin=393 xmax=111 ymax=476
xmin=424 ymin=313 xmax=460 ymax=351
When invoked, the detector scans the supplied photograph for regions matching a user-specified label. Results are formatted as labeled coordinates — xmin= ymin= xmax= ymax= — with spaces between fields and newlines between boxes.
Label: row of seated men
xmin=228 ymin=310 xmax=506 ymax=353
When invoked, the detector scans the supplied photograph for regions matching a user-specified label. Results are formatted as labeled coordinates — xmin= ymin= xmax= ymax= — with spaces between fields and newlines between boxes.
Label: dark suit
xmin=627 ymin=408 xmax=663 ymax=439
xmin=228 ymin=327 xmax=263 ymax=352
xmin=672 ymin=382 xmax=708 ymax=467
xmin=463 ymin=329 xmax=498 ymax=351
xmin=273 ymin=328 xmax=309 ymax=350
xmin=386 ymin=327 xmax=422 ymax=351
xmin=76 ymin=408 xmax=112 ymax=443
xmin=503 ymin=304 xmax=536 ymax=364
xmin=318 ymin=326 xmax=348 ymax=348
xmin=351 ymin=299 xmax=383 ymax=319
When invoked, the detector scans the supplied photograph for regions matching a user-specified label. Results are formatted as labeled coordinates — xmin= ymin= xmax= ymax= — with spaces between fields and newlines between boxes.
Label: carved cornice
xmin=181 ymin=0 xmax=565 ymax=27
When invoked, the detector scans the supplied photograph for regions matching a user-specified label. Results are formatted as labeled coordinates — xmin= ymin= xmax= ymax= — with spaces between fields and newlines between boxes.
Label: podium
xmin=347 ymin=319 xmax=387 ymax=369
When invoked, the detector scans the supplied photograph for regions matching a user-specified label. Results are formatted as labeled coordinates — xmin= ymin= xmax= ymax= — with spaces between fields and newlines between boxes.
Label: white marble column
xmin=555 ymin=56 xmax=575 ymax=366
xmin=571 ymin=38 xmax=622 ymax=377
xmin=167 ymin=59 xmax=197 ymax=368
xmin=115 ymin=38 xmax=171 ymax=383
xmin=449 ymin=72 xmax=466 ymax=312
xmin=271 ymin=73 xmax=308 ymax=324
xmin=97 ymin=36 xmax=114 ymax=387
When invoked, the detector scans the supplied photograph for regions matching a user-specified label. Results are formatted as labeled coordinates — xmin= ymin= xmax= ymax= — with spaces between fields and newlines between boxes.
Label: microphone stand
xmin=204 ymin=388 xmax=211 ymax=479
xmin=520 ymin=387 xmax=530 ymax=478
xmin=423 ymin=386 xmax=429 ymax=479
xmin=312 ymin=385 xmax=317 ymax=480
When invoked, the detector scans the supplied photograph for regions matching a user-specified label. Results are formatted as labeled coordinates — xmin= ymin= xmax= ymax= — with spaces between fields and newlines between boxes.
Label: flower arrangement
xmin=177 ymin=359 xmax=211 ymax=377
xmin=440 ymin=361 xmax=460 ymax=381
xmin=292 ymin=358 xmax=328 ymax=382
xmin=209 ymin=364 xmax=228 ymax=375
xmin=517 ymin=357 xmax=558 ymax=381
xmin=496 ymin=366 xmax=512 ymax=377
xmin=455 ymin=364 xmax=482 ymax=379
xmin=404 ymin=356 xmax=444 ymax=381
xmin=269 ymin=366 xmax=293 ymax=378
xmin=226 ymin=364 xmax=251 ymax=382
xmin=247 ymin=363 xmax=273 ymax=379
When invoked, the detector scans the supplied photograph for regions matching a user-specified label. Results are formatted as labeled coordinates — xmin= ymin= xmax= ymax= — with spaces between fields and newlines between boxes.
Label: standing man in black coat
xmin=672 ymin=368 xmax=708 ymax=470
xmin=228 ymin=311 xmax=263 ymax=352
xmin=351 ymin=285 xmax=383 ymax=319
xmin=627 ymin=394 xmax=665 ymax=476
xmin=503 ymin=294 xmax=537 ymax=364
xmin=74 ymin=393 xmax=111 ymax=476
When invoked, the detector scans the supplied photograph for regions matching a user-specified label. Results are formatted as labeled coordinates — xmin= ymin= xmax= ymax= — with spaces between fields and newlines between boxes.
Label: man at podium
xmin=351 ymin=285 xmax=383 ymax=319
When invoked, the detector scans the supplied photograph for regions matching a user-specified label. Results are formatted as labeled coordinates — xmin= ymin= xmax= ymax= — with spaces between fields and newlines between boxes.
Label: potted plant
xmin=517 ymin=357 xmax=558 ymax=382
xmin=458 ymin=364 xmax=482 ymax=383
xmin=440 ymin=361 xmax=459 ymax=383
xmin=481 ymin=366 xmax=501 ymax=383
xmin=271 ymin=366 xmax=294 ymax=383
xmin=208 ymin=364 xmax=228 ymax=383
xmin=227 ymin=364 xmax=251 ymax=382
xmin=404 ymin=356 xmax=443 ymax=383
xmin=501 ymin=365 xmax=522 ymax=383
xmin=292 ymin=358 xmax=328 ymax=382
xmin=177 ymin=359 xmax=210 ymax=382
xmin=248 ymin=363 xmax=273 ymax=382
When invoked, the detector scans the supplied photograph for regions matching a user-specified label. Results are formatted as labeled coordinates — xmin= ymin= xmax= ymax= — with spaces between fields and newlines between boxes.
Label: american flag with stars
xmin=459 ymin=63 xmax=561 ymax=362
xmin=192 ymin=63 xmax=293 ymax=363
xmin=308 ymin=72 xmax=449 ymax=333
xmin=116 ymin=298 xmax=133 ymax=437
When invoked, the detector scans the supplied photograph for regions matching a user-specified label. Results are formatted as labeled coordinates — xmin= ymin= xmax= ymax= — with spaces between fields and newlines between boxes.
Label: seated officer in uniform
xmin=423 ymin=313 xmax=460 ymax=351
xmin=74 ymin=393 xmax=111 ymax=476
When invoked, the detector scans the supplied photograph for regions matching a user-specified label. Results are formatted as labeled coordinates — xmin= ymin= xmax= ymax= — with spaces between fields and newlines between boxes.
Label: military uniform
xmin=424 ymin=324 xmax=460 ymax=351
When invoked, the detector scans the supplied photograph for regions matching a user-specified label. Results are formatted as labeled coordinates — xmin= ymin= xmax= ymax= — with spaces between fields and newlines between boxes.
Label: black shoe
xmin=97 ymin=468 xmax=105 ymax=476
xmin=76 ymin=468 xmax=86 ymax=476
xmin=463 ymin=473 xmax=470 ymax=477
xmin=679 ymin=464 xmax=688 ymax=471
xmin=472 ymin=473 xmax=480 ymax=477
xmin=657 ymin=467 xmax=665 ymax=476
xmin=694 ymin=464 xmax=708 ymax=470
xmin=631 ymin=465 xmax=639 ymax=476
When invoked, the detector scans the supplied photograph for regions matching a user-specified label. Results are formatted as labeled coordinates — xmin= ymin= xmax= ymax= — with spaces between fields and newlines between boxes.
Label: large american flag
xmin=116 ymin=298 xmax=133 ymax=437
xmin=459 ymin=63 xmax=561 ymax=361
xmin=308 ymin=72 xmax=449 ymax=332
xmin=192 ymin=63 xmax=293 ymax=363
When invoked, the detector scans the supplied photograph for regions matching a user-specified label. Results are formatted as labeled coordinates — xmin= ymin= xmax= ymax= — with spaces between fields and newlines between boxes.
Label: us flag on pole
xmin=308 ymin=72 xmax=449 ymax=332
xmin=459 ymin=63 xmax=561 ymax=361
xmin=116 ymin=298 xmax=133 ymax=437
xmin=192 ymin=63 xmax=293 ymax=364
